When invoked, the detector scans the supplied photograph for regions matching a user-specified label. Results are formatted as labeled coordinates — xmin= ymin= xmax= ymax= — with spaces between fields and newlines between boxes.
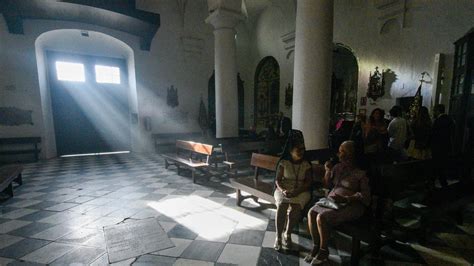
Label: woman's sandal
xmin=283 ymin=234 xmax=292 ymax=250
xmin=274 ymin=238 xmax=282 ymax=252
xmin=310 ymin=248 xmax=329 ymax=265
xmin=304 ymin=246 xmax=319 ymax=263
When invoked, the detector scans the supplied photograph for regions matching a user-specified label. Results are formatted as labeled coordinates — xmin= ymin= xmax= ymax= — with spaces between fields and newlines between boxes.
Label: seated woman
xmin=305 ymin=141 xmax=370 ymax=264
xmin=274 ymin=135 xmax=312 ymax=251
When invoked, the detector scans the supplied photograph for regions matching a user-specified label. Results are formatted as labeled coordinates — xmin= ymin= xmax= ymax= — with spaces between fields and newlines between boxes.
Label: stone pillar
xmin=292 ymin=0 xmax=334 ymax=149
xmin=206 ymin=9 xmax=243 ymax=138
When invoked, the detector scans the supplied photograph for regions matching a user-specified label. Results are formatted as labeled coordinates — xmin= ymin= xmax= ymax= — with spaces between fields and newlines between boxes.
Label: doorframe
xmin=46 ymin=50 xmax=131 ymax=156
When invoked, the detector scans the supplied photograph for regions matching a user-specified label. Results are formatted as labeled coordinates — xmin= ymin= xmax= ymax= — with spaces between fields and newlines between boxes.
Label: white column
xmin=292 ymin=0 xmax=334 ymax=149
xmin=206 ymin=9 xmax=243 ymax=138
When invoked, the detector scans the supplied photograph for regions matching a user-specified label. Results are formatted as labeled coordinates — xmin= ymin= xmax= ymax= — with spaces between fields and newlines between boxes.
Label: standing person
xmin=305 ymin=141 xmax=370 ymax=264
xmin=364 ymin=108 xmax=388 ymax=161
xmin=350 ymin=114 xmax=368 ymax=169
xmin=273 ymin=131 xmax=312 ymax=252
xmin=407 ymin=106 xmax=432 ymax=160
xmin=276 ymin=112 xmax=292 ymax=139
xmin=387 ymin=105 xmax=408 ymax=162
xmin=363 ymin=109 xmax=387 ymax=221
xmin=431 ymin=104 xmax=455 ymax=187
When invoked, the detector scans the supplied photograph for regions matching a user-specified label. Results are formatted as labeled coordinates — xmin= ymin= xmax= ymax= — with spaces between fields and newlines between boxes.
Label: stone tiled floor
xmin=0 ymin=153 xmax=473 ymax=265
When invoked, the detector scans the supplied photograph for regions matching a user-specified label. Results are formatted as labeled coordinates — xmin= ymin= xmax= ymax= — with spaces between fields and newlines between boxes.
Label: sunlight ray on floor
xmin=148 ymin=195 xmax=268 ymax=242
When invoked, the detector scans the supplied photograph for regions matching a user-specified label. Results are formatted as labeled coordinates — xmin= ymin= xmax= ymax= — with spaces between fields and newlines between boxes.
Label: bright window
xmin=55 ymin=61 xmax=85 ymax=82
xmin=95 ymin=65 xmax=121 ymax=84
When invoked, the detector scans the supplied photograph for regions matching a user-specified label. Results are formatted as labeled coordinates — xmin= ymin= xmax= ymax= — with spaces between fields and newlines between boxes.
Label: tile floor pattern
xmin=0 ymin=153 xmax=472 ymax=265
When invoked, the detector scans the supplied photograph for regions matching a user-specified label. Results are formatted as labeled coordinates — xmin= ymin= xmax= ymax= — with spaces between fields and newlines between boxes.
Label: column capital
xmin=205 ymin=8 xmax=244 ymax=30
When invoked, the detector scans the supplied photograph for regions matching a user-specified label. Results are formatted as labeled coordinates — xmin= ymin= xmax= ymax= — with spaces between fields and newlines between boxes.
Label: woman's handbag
xmin=315 ymin=197 xmax=346 ymax=210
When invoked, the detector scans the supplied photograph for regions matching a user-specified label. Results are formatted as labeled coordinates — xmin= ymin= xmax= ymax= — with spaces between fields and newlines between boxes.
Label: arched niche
xmin=254 ymin=56 xmax=280 ymax=130
xmin=35 ymin=29 xmax=138 ymax=158
xmin=331 ymin=44 xmax=359 ymax=117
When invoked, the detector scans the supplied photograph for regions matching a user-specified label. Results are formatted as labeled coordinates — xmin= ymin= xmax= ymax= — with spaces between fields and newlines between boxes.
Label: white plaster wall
xmin=334 ymin=0 xmax=474 ymax=115
xmin=0 ymin=17 xmax=44 ymax=139
xmin=245 ymin=0 xmax=297 ymax=127
xmin=248 ymin=0 xmax=474 ymax=118
xmin=0 ymin=0 xmax=215 ymax=156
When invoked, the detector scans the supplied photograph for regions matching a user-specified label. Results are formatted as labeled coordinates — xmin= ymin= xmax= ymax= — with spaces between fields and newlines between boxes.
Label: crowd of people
xmin=349 ymin=104 xmax=455 ymax=169
xmin=272 ymin=104 xmax=456 ymax=265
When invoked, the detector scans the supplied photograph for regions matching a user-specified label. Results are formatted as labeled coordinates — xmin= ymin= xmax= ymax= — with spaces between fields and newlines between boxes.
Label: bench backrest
xmin=217 ymin=141 xmax=267 ymax=162
xmin=379 ymin=159 xmax=433 ymax=200
xmin=0 ymin=137 xmax=41 ymax=145
xmin=305 ymin=148 xmax=335 ymax=164
xmin=250 ymin=153 xmax=279 ymax=171
xmin=239 ymin=141 xmax=267 ymax=153
xmin=176 ymin=140 xmax=213 ymax=156
xmin=153 ymin=133 xmax=202 ymax=142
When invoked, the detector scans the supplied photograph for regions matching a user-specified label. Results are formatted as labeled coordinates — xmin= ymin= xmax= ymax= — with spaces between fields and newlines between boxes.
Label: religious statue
xmin=198 ymin=96 xmax=208 ymax=136
xmin=367 ymin=67 xmax=385 ymax=101
xmin=408 ymin=72 xmax=427 ymax=122
xmin=285 ymin=83 xmax=293 ymax=108
xmin=167 ymin=85 xmax=179 ymax=108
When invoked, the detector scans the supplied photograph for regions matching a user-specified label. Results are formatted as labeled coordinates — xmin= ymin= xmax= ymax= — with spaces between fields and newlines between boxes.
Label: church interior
xmin=1 ymin=0 xmax=474 ymax=265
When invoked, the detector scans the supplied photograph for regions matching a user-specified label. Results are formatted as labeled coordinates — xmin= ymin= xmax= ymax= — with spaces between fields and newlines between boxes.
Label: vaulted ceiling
xmin=0 ymin=0 xmax=160 ymax=50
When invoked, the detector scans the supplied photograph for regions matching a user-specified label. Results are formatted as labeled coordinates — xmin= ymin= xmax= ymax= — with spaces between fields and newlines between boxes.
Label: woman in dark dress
xmin=407 ymin=106 xmax=432 ymax=160
xmin=364 ymin=108 xmax=388 ymax=160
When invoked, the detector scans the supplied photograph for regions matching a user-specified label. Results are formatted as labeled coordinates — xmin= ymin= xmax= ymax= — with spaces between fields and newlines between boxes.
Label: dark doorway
xmin=208 ymin=71 xmax=244 ymax=137
xmin=48 ymin=51 xmax=130 ymax=155
xmin=254 ymin=56 xmax=280 ymax=130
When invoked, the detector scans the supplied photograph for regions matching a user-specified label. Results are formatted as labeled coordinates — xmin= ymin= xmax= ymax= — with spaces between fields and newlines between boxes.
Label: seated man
xmin=305 ymin=141 xmax=370 ymax=265
xmin=273 ymin=130 xmax=312 ymax=251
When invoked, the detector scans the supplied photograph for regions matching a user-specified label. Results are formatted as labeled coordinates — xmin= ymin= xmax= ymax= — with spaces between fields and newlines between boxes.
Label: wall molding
xmin=375 ymin=0 xmax=407 ymax=34
xmin=280 ymin=31 xmax=295 ymax=59
xmin=181 ymin=36 xmax=204 ymax=61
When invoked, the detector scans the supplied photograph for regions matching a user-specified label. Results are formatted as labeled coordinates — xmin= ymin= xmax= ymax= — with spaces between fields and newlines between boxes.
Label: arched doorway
xmin=35 ymin=29 xmax=138 ymax=157
xmin=331 ymin=44 xmax=359 ymax=116
xmin=208 ymin=71 xmax=245 ymax=137
xmin=254 ymin=56 xmax=280 ymax=130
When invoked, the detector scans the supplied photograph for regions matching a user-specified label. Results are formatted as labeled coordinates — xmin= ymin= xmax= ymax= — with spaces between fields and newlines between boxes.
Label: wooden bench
xmin=333 ymin=158 xmax=473 ymax=265
xmin=153 ymin=132 xmax=202 ymax=153
xmin=0 ymin=137 xmax=41 ymax=162
xmin=220 ymin=141 xmax=274 ymax=172
xmin=229 ymin=153 xmax=279 ymax=206
xmin=0 ymin=165 xmax=23 ymax=197
xmin=328 ymin=160 xmax=431 ymax=265
xmin=162 ymin=140 xmax=213 ymax=183
xmin=417 ymin=181 xmax=474 ymax=238
xmin=399 ymin=158 xmax=474 ymax=241
xmin=305 ymin=148 xmax=335 ymax=165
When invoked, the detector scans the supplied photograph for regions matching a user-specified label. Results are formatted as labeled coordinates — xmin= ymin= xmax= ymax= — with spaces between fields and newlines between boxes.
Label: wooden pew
xmin=0 ymin=137 xmax=41 ymax=162
xmin=328 ymin=160 xmax=430 ymax=265
xmin=153 ymin=132 xmax=202 ymax=153
xmin=334 ymin=158 xmax=472 ymax=265
xmin=219 ymin=141 xmax=276 ymax=173
xmin=162 ymin=140 xmax=213 ymax=183
xmin=229 ymin=153 xmax=279 ymax=206
xmin=228 ymin=150 xmax=328 ymax=207
xmin=0 ymin=165 xmax=23 ymax=197
xmin=305 ymin=148 xmax=335 ymax=165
